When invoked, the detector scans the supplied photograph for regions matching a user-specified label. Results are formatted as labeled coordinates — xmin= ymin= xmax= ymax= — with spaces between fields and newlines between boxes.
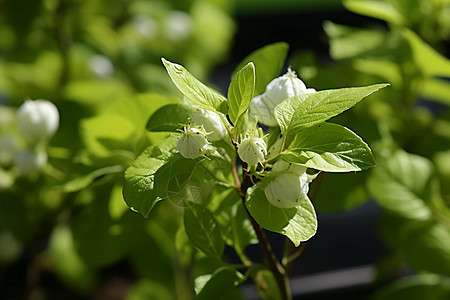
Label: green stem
xmin=238 ymin=165 xmax=291 ymax=300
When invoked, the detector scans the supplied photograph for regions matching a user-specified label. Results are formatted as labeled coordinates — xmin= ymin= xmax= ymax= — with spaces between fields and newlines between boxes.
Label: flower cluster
xmin=174 ymin=68 xmax=319 ymax=208
xmin=0 ymin=99 xmax=59 ymax=182
xmin=176 ymin=108 xmax=226 ymax=159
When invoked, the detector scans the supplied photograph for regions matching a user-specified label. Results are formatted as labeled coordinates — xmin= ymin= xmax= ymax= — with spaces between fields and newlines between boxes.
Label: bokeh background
xmin=0 ymin=0 xmax=449 ymax=299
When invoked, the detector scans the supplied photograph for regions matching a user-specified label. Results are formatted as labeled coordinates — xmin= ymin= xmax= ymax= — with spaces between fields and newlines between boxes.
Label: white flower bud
xmin=264 ymin=69 xmax=308 ymax=110
xmin=265 ymin=173 xmax=305 ymax=208
xmin=249 ymin=95 xmax=277 ymax=127
xmin=191 ymin=108 xmax=226 ymax=141
xmin=238 ymin=132 xmax=267 ymax=166
xmin=176 ymin=125 xmax=211 ymax=159
xmin=249 ymin=69 xmax=315 ymax=127
xmin=17 ymin=100 xmax=59 ymax=144
xmin=265 ymin=160 xmax=314 ymax=208
xmin=14 ymin=150 xmax=47 ymax=176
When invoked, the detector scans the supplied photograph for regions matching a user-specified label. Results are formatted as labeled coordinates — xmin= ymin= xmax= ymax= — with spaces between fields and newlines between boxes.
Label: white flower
xmin=133 ymin=15 xmax=159 ymax=39
xmin=90 ymin=55 xmax=114 ymax=78
xmin=191 ymin=108 xmax=226 ymax=141
xmin=17 ymin=100 xmax=59 ymax=144
xmin=237 ymin=132 xmax=267 ymax=166
xmin=164 ymin=11 xmax=192 ymax=42
xmin=14 ymin=150 xmax=47 ymax=176
xmin=249 ymin=95 xmax=277 ymax=127
xmin=176 ymin=125 xmax=211 ymax=159
xmin=265 ymin=160 xmax=315 ymax=208
xmin=249 ymin=69 xmax=315 ymax=127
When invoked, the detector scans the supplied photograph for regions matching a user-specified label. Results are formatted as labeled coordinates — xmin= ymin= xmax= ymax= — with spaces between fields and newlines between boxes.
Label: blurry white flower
xmin=133 ymin=15 xmax=159 ymax=39
xmin=17 ymin=100 xmax=59 ymax=144
xmin=176 ymin=125 xmax=211 ymax=159
xmin=191 ymin=108 xmax=226 ymax=141
xmin=164 ymin=11 xmax=192 ymax=42
xmin=250 ymin=69 xmax=315 ymax=127
xmin=14 ymin=150 xmax=47 ymax=176
xmin=0 ymin=135 xmax=17 ymax=166
xmin=90 ymin=55 xmax=114 ymax=78
xmin=238 ymin=132 xmax=267 ymax=166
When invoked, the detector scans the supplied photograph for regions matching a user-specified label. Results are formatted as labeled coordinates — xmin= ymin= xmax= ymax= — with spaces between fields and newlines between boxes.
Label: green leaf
xmin=281 ymin=123 xmax=375 ymax=172
xmin=49 ymin=226 xmax=96 ymax=291
xmin=367 ymin=149 xmax=438 ymax=220
xmin=161 ymin=58 xmax=227 ymax=113
xmin=372 ymin=274 xmax=450 ymax=300
xmin=218 ymin=200 xmax=258 ymax=254
xmin=380 ymin=214 xmax=450 ymax=277
xmin=274 ymin=83 xmax=389 ymax=136
xmin=227 ymin=62 xmax=255 ymax=125
xmin=233 ymin=42 xmax=289 ymax=95
xmin=314 ymin=172 xmax=369 ymax=212
xmin=403 ymin=29 xmax=450 ymax=78
xmin=196 ymin=268 xmax=244 ymax=300
xmin=146 ymin=103 xmax=193 ymax=132
xmin=254 ymin=270 xmax=282 ymax=300
xmin=421 ymin=77 xmax=450 ymax=105
xmin=122 ymin=137 xmax=176 ymax=217
xmin=323 ymin=21 xmax=388 ymax=60
xmin=246 ymin=186 xmax=317 ymax=247
xmin=127 ymin=279 xmax=174 ymax=300
xmin=184 ymin=203 xmax=224 ymax=259
xmin=60 ymin=165 xmax=124 ymax=192
xmin=343 ymin=0 xmax=405 ymax=26
xmin=402 ymin=221 xmax=450 ymax=277
xmin=80 ymin=114 xmax=137 ymax=157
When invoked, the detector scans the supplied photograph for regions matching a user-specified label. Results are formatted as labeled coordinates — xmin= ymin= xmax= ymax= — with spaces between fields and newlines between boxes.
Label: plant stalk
xmin=238 ymin=165 xmax=292 ymax=300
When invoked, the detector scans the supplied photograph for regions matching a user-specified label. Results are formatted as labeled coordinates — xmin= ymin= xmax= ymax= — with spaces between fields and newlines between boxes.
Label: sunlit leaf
xmin=368 ymin=149 xmax=438 ymax=220
xmin=184 ymin=203 xmax=224 ymax=259
xmin=196 ymin=268 xmax=244 ymax=300
xmin=227 ymin=62 xmax=255 ymax=125
xmin=161 ymin=58 xmax=227 ymax=113
xmin=146 ymin=103 xmax=193 ymax=132
xmin=281 ymin=123 xmax=375 ymax=172
xmin=233 ymin=42 xmax=289 ymax=95
xmin=343 ymin=0 xmax=405 ymax=25
xmin=246 ymin=186 xmax=317 ymax=247
xmin=275 ymin=83 xmax=389 ymax=136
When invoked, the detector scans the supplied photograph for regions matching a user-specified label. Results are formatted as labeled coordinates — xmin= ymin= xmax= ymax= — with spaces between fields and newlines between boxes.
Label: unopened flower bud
xmin=14 ymin=150 xmax=47 ymax=176
xmin=249 ymin=69 xmax=315 ymax=127
xmin=264 ymin=69 xmax=308 ymax=110
xmin=176 ymin=125 xmax=211 ymax=159
xmin=191 ymin=108 xmax=226 ymax=141
xmin=238 ymin=132 xmax=267 ymax=166
xmin=265 ymin=160 xmax=314 ymax=208
xmin=17 ymin=100 xmax=59 ymax=144
xmin=249 ymin=95 xmax=277 ymax=127
xmin=265 ymin=173 xmax=305 ymax=208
